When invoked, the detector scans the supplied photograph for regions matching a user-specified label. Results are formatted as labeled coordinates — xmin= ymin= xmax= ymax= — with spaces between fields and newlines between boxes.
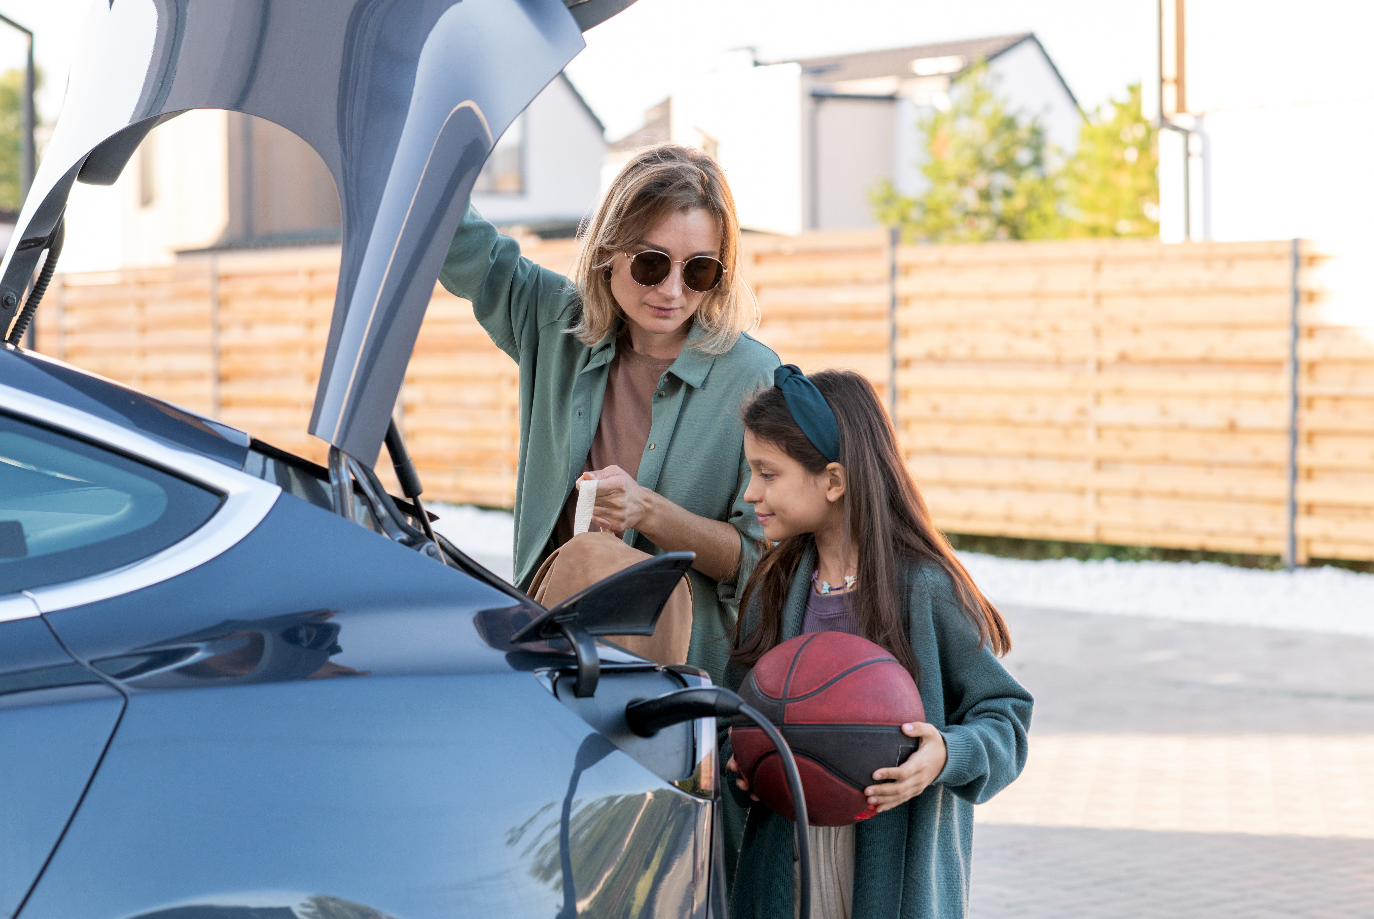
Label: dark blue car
xmin=0 ymin=2 xmax=736 ymax=917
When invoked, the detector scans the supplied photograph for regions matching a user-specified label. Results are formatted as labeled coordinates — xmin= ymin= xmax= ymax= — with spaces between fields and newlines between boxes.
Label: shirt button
xmin=648 ymin=443 xmax=656 ymax=450
xmin=657 ymin=391 xmax=665 ymax=398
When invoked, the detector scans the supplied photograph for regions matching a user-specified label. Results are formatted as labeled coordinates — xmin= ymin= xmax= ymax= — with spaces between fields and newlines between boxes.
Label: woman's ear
xmin=824 ymin=462 xmax=846 ymax=503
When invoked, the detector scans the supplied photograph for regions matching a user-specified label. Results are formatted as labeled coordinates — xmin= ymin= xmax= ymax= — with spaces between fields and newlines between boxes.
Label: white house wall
xmin=671 ymin=62 xmax=806 ymax=236
xmin=471 ymin=75 xmax=606 ymax=226
xmin=813 ymin=97 xmax=895 ymax=230
xmin=64 ymin=110 xmax=231 ymax=272
xmin=1196 ymin=101 xmax=1374 ymax=244
xmin=986 ymin=40 xmax=1080 ymax=157
xmin=1163 ymin=0 xmax=1374 ymax=243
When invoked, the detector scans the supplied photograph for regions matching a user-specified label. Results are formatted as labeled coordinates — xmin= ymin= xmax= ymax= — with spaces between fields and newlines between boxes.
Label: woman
xmin=439 ymin=143 xmax=779 ymax=684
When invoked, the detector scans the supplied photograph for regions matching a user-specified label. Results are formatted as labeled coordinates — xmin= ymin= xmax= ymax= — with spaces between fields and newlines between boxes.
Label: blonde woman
xmin=439 ymin=143 xmax=779 ymax=685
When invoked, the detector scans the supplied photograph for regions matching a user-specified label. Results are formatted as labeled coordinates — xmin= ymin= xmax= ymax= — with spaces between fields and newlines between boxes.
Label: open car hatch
xmin=0 ymin=0 xmax=635 ymax=465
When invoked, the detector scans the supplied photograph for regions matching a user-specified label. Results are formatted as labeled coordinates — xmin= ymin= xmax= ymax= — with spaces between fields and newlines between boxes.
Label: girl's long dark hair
xmin=732 ymin=370 xmax=1011 ymax=680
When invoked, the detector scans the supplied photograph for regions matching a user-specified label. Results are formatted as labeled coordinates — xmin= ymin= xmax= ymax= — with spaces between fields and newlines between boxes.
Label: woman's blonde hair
xmin=568 ymin=143 xmax=758 ymax=354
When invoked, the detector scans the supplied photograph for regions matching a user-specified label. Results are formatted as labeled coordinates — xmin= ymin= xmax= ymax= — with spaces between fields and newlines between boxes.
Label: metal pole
xmin=1283 ymin=238 xmax=1300 ymax=570
xmin=21 ymin=31 xmax=33 ymax=199
xmin=0 ymin=15 xmax=37 ymax=349
xmin=0 ymin=15 xmax=36 ymax=199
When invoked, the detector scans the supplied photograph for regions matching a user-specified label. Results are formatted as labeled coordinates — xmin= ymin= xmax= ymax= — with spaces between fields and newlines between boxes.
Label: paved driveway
xmin=971 ymin=606 xmax=1374 ymax=919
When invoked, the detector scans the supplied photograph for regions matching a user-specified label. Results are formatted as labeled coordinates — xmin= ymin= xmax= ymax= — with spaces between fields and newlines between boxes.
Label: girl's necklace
xmin=812 ymin=570 xmax=856 ymax=595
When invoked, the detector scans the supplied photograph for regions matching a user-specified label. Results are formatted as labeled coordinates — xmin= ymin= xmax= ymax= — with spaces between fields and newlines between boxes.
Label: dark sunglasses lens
xmin=629 ymin=251 xmax=671 ymax=286
xmin=683 ymin=257 xmax=723 ymax=292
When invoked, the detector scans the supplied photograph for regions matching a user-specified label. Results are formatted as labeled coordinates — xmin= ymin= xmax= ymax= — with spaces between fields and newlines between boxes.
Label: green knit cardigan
xmin=723 ymin=541 xmax=1033 ymax=919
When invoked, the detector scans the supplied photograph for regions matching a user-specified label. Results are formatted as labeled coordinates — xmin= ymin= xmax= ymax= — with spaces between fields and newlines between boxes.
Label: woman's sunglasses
xmin=622 ymin=249 xmax=726 ymax=293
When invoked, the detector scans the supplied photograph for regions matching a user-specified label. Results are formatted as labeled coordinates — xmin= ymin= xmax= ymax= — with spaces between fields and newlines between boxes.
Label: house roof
xmin=787 ymin=34 xmax=1032 ymax=83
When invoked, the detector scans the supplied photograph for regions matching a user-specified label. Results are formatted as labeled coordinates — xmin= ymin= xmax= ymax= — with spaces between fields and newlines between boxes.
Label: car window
xmin=0 ymin=412 xmax=223 ymax=594
xmin=241 ymin=445 xmax=333 ymax=512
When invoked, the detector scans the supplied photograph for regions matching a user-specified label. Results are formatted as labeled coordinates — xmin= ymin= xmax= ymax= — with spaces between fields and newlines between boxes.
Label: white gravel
xmin=957 ymin=552 xmax=1374 ymax=638
xmin=428 ymin=503 xmax=516 ymax=582
xmin=428 ymin=503 xmax=1374 ymax=637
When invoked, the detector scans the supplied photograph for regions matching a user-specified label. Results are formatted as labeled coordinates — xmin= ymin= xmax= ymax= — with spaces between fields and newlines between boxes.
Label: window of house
xmin=473 ymin=114 xmax=525 ymax=194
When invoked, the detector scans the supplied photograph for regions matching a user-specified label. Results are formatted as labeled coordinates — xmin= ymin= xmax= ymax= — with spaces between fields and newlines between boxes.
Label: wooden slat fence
xmin=32 ymin=234 xmax=1374 ymax=562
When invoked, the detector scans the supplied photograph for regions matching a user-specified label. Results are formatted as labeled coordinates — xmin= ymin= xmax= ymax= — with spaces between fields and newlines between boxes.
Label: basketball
xmin=732 ymin=631 xmax=926 ymax=826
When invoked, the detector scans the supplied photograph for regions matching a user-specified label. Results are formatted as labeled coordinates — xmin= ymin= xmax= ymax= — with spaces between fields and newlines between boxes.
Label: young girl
xmin=724 ymin=366 xmax=1033 ymax=919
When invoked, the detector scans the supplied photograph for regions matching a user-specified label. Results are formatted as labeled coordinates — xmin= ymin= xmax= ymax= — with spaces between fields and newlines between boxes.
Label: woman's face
xmin=610 ymin=207 xmax=721 ymax=346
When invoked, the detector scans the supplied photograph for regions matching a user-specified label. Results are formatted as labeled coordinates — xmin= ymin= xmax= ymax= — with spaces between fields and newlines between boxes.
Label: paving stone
xmin=966 ymin=606 xmax=1374 ymax=918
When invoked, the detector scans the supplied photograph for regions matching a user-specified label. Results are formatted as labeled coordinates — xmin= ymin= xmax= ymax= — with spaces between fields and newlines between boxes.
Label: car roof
xmin=0 ymin=345 xmax=250 ymax=469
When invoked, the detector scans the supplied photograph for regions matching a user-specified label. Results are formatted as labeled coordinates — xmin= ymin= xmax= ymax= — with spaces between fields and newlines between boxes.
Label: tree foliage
xmin=0 ymin=67 xmax=40 ymax=214
xmin=869 ymin=61 xmax=1064 ymax=243
xmin=871 ymin=67 xmax=1160 ymax=242
xmin=1063 ymin=82 xmax=1159 ymax=237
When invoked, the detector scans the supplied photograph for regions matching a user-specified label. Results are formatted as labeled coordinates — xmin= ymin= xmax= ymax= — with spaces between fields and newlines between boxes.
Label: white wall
xmin=64 ymin=110 xmax=230 ymax=272
xmin=471 ymin=75 xmax=606 ymax=226
xmin=1162 ymin=0 xmax=1374 ymax=244
xmin=671 ymin=62 xmax=806 ymax=235
xmin=813 ymin=96 xmax=895 ymax=230
xmin=988 ymin=39 xmax=1081 ymax=157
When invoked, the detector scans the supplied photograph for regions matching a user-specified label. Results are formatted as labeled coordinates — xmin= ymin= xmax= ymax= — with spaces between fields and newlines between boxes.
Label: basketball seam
xmin=780 ymin=632 xmax=821 ymax=702
xmin=781 ymin=657 xmax=900 ymax=705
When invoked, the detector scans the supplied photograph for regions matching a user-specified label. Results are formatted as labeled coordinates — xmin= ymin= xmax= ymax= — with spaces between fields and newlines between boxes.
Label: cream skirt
xmin=792 ymin=823 xmax=855 ymax=919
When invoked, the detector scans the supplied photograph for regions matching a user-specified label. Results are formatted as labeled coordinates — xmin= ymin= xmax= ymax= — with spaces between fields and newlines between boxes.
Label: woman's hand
xmin=583 ymin=466 xmax=653 ymax=535
xmin=863 ymin=722 xmax=947 ymax=814
xmin=577 ymin=466 xmax=740 ymax=583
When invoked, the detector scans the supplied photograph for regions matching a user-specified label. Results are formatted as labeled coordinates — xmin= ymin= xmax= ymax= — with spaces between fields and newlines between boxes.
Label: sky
xmin=0 ymin=0 xmax=1157 ymax=141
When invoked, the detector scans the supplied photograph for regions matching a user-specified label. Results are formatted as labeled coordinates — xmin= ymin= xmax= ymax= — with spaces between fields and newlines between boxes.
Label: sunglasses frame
xmin=620 ymin=249 xmax=727 ymax=293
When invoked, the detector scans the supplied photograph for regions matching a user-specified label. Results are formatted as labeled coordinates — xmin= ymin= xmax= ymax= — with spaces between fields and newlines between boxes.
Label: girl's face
xmin=610 ymin=208 xmax=720 ymax=346
xmin=742 ymin=431 xmax=845 ymax=542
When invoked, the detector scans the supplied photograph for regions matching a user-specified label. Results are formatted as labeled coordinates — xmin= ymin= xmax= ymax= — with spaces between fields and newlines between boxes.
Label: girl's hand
xmin=725 ymin=730 xmax=760 ymax=801
xmin=583 ymin=466 xmax=653 ymax=535
xmin=863 ymin=722 xmax=947 ymax=814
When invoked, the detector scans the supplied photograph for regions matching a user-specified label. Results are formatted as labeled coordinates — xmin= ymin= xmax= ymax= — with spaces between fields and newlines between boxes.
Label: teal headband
xmin=774 ymin=364 xmax=841 ymax=462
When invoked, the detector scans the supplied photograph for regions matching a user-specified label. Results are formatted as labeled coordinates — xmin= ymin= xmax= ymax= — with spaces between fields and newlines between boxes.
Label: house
xmin=61 ymin=73 xmax=606 ymax=272
xmin=1155 ymin=0 xmax=1374 ymax=244
xmin=608 ymin=35 xmax=1081 ymax=235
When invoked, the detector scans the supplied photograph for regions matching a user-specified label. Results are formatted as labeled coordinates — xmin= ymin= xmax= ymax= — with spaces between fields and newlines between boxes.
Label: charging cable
xmin=625 ymin=686 xmax=811 ymax=919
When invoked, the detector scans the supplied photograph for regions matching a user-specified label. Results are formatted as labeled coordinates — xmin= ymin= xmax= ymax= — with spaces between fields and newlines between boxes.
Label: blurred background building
xmin=605 ymin=34 xmax=1081 ymax=234
xmin=1156 ymin=0 xmax=1374 ymax=244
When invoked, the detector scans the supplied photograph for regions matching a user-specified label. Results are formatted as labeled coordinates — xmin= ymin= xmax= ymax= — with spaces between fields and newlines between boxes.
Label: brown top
xmin=555 ymin=343 xmax=676 ymax=543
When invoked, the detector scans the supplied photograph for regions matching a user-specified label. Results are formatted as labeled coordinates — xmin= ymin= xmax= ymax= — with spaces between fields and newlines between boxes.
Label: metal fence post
xmin=1283 ymin=238 xmax=1300 ymax=570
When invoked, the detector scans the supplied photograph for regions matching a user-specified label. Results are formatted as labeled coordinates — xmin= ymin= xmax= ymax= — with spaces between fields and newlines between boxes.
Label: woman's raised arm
xmin=438 ymin=204 xmax=572 ymax=363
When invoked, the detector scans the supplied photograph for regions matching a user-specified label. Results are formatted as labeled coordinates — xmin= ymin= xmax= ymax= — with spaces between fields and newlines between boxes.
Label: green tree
xmin=0 ymin=67 xmax=39 ymax=213
xmin=1063 ymin=82 xmax=1158 ymax=237
xmin=869 ymin=61 xmax=1064 ymax=242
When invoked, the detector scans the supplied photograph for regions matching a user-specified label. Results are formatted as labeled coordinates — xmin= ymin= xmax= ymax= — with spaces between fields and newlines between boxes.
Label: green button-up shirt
xmin=439 ymin=206 xmax=779 ymax=682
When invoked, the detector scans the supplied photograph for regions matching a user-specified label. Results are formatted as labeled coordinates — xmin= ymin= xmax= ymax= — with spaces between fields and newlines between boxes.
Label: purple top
xmin=801 ymin=586 xmax=861 ymax=636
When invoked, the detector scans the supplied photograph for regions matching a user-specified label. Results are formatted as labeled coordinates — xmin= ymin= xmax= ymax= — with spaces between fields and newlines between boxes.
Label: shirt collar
xmin=665 ymin=321 xmax=717 ymax=389
xmin=583 ymin=319 xmax=717 ymax=388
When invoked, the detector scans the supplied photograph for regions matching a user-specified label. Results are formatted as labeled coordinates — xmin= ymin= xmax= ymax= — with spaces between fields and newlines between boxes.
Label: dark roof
xmin=607 ymin=98 xmax=670 ymax=152
xmin=787 ymin=34 xmax=1032 ymax=83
